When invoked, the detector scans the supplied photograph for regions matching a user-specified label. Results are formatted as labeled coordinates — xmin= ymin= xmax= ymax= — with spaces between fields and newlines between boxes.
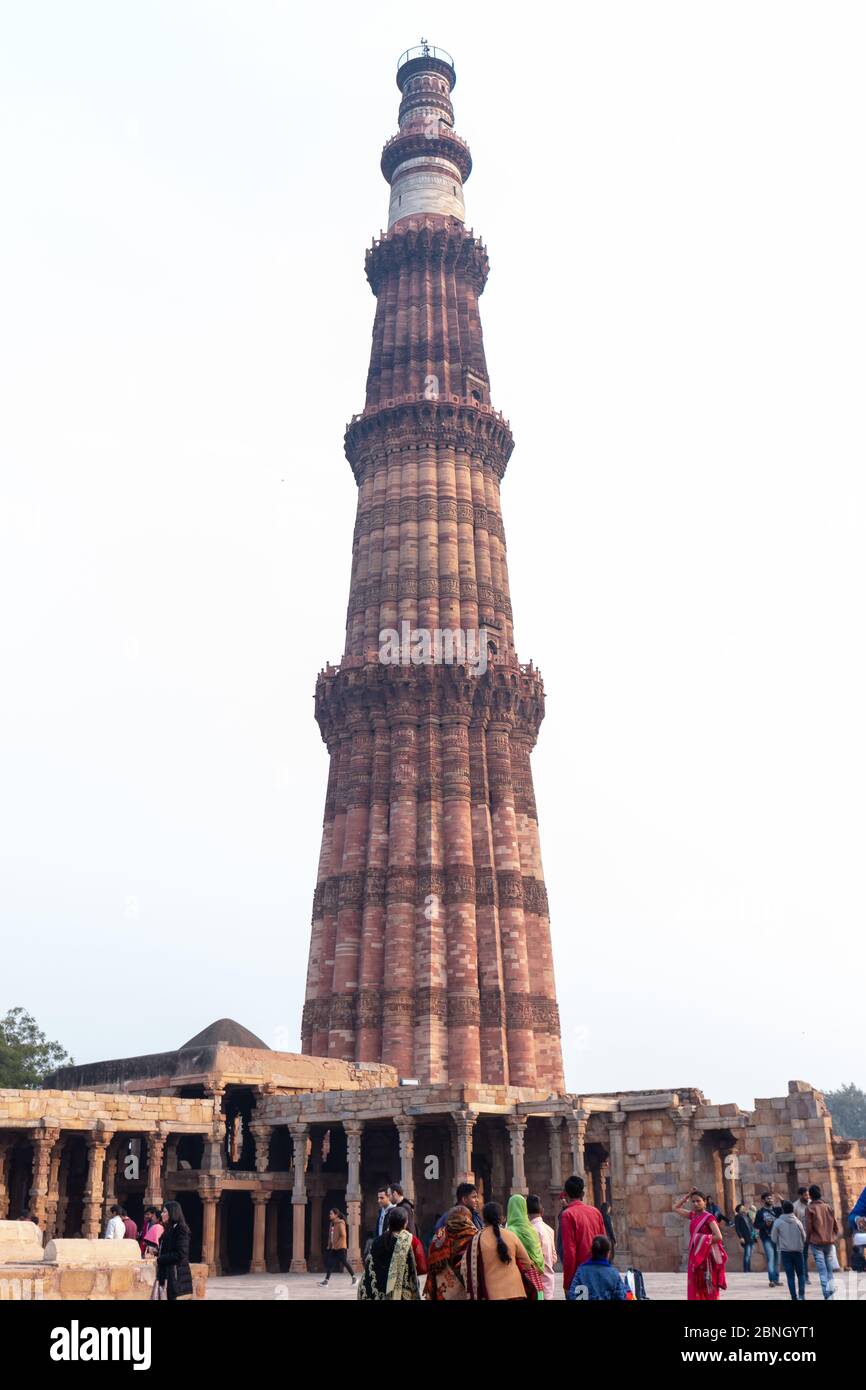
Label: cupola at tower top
xmin=383 ymin=41 xmax=471 ymax=229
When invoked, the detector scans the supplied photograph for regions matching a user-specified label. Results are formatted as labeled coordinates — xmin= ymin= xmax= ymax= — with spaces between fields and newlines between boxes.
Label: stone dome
xmin=180 ymin=1019 xmax=270 ymax=1051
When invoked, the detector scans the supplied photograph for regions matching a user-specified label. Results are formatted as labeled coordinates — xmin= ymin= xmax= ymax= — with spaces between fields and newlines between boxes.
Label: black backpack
xmin=626 ymin=1267 xmax=650 ymax=1300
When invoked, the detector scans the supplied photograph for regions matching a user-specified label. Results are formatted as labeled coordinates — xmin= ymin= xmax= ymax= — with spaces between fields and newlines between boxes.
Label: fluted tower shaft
xmin=301 ymin=46 xmax=564 ymax=1091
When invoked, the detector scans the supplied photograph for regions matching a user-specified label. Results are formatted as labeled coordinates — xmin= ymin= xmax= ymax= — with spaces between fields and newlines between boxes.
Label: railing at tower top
xmin=397 ymin=44 xmax=455 ymax=71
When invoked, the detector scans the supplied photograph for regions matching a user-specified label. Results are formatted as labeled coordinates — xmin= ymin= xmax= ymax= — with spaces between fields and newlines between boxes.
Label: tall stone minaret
xmin=301 ymin=44 xmax=564 ymax=1093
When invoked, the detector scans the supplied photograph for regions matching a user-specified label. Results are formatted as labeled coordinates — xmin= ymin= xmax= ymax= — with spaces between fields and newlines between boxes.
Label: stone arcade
xmin=0 ymin=1022 xmax=862 ymax=1276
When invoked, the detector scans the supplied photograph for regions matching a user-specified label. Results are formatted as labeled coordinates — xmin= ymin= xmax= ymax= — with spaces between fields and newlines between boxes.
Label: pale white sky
xmin=1 ymin=2 xmax=863 ymax=1108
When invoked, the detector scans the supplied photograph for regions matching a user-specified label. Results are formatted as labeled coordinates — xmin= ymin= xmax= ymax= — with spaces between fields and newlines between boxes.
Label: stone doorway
xmin=5 ymin=1139 xmax=33 ymax=1219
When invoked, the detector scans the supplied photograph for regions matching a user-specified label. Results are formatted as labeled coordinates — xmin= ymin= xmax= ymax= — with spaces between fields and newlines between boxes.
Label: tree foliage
xmin=825 ymin=1082 xmax=866 ymax=1140
xmin=0 ymin=1008 xmax=73 ymax=1089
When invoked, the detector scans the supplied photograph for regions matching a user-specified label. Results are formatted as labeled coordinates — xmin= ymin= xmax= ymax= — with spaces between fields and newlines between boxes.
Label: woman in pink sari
xmin=674 ymin=1189 xmax=728 ymax=1300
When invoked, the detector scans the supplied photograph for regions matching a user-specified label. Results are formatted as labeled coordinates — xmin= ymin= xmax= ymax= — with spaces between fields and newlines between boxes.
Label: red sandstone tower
xmin=301 ymin=44 xmax=564 ymax=1092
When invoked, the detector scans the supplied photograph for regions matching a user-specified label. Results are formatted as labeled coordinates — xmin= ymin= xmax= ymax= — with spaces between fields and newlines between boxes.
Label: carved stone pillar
xmin=144 ymin=1132 xmax=166 ymax=1208
xmin=345 ymin=1120 xmax=364 ymax=1272
xmin=608 ymin=1111 xmax=630 ymax=1262
xmin=566 ymin=1108 xmax=588 ymax=1178
xmin=672 ymin=1104 xmax=695 ymax=1188
xmin=250 ymin=1123 xmax=272 ymax=1175
xmin=505 ymin=1115 xmax=528 ymax=1195
xmin=0 ymin=1138 xmax=11 ymax=1220
xmin=29 ymin=1125 xmax=60 ymax=1228
xmin=290 ymin=1123 xmax=309 ymax=1273
xmin=82 ymin=1132 xmax=111 ymax=1239
xmin=394 ymin=1116 xmax=416 ymax=1204
xmin=546 ymin=1116 xmax=563 ymax=1201
xmin=251 ymin=1191 xmax=269 ymax=1273
xmin=45 ymin=1136 xmax=65 ymax=1239
xmin=102 ymin=1138 xmax=119 ymax=1225
xmin=203 ymin=1086 xmax=226 ymax=1173
xmin=451 ymin=1109 xmax=477 ymax=1185
xmin=201 ymin=1185 xmax=220 ymax=1276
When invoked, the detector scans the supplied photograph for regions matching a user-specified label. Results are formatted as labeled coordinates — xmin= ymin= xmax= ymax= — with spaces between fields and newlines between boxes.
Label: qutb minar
xmin=5 ymin=44 xmax=861 ymax=1290
xmin=302 ymin=43 xmax=564 ymax=1092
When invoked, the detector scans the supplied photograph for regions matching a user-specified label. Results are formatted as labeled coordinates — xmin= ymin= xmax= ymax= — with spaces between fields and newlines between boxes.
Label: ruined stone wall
xmin=0 ymin=1090 xmax=215 ymax=1131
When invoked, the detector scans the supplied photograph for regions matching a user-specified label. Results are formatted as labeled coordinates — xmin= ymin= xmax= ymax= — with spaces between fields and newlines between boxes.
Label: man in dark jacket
xmin=734 ymin=1203 xmax=757 ymax=1272
xmin=388 ymin=1182 xmax=416 ymax=1236
xmin=753 ymin=1191 xmax=784 ymax=1287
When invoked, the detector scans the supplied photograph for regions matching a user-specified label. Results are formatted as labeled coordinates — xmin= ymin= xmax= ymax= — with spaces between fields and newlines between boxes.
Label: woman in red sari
xmin=674 ymin=1189 xmax=728 ymax=1300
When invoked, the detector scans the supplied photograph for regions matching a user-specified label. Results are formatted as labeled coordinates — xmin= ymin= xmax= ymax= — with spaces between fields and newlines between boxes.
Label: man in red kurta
xmin=560 ymin=1175 xmax=606 ymax=1294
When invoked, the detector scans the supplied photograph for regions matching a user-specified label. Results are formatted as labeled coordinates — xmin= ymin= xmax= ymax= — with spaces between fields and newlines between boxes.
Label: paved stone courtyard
xmin=206 ymin=1271 xmax=844 ymax=1301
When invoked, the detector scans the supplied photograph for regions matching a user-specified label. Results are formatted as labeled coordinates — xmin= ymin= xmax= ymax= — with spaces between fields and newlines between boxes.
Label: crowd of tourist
xmin=351 ymin=1177 xmax=866 ymax=1302
xmin=19 ymin=1168 xmax=859 ymax=1303
xmin=355 ymin=1174 xmax=631 ymax=1301
xmin=99 ymin=1200 xmax=193 ymax=1300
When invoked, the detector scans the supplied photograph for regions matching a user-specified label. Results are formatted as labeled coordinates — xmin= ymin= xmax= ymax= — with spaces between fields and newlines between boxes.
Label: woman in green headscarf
xmin=506 ymin=1193 xmax=545 ymax=1274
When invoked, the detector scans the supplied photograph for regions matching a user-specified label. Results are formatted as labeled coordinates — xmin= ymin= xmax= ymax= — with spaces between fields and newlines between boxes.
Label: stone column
xmin=45 ymin=1136 xmax=65 ymax=1239
xmin=102 ymin=1138 xmax=119 ymax=1226
xmin=672 ymin=1104 xmax=695 ymax=1188
xmin=546 ymin=1116 xmax=563 ymax=1202
xmin=201 ymin=1185 xmax=220 ymax=1275
xmin=451 ymin=1110 xmax=477 ymax=1184
xmin=250 ymin=1123 xmax=271 ymax=1175
xmin=0 ymin=1137 xmax=11 ymax=1220
xmin=29 ymin=1125 xmax=59 ymax=1229
xmin=394 ymin=1116 xmax=416 ymax=1204
xmin=608 ymin=1112 xmax=630 ymax=1261
xmin=505 ymin=1114 xmax=528 ymax=1195
xmin=82 ymin=1132 xmax=111 ymax=1239
xmin=251 ymin=1191 xmax=269 ymax=1274
xmin=203 ymin=1086 xmax=226 ymax=1173
xmin=345 ymin=1120 xmax=364 ymax=1273
xmin=290 ymin=1123 xmax=309 ymax=1273
xmin=144 ymin=1132 xmax=166 ymax=1209
xmin=566 ymin=1108 xmax=588 ymax=1178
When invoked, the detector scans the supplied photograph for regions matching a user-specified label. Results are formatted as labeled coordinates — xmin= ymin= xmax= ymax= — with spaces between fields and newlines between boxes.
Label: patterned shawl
xmin=423 ymin=1204 xmax=476 ymax=1301
xmin=357 ymin=1230 xmax=420 ymax=1301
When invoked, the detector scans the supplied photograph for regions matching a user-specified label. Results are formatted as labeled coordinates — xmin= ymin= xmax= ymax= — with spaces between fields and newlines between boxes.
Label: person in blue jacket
xmin=567 ymin=1235 xmax=629 ymax=1300
xmin=848 ymin=1184 xmax=866 ymax=1231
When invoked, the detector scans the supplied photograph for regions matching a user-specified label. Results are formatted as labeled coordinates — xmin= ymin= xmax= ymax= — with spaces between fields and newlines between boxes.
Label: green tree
xmin=825 ymin=1082 xmax=866 ymax=1140
xmin=0 ymin=1008 xmax=73 ymax=1088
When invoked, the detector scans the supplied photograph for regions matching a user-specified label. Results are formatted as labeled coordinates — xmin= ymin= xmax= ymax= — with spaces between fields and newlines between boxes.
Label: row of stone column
xmin=0 ymin=1128 xmax=176 ymax=1238
xmin=280 ymin=1108 xmax=595 ymax=1273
